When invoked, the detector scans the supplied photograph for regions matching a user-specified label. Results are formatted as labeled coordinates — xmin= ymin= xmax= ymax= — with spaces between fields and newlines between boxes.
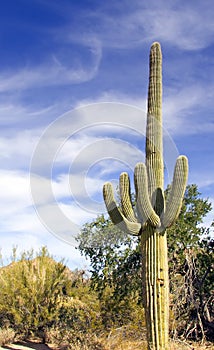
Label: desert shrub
xmin=45 ymin=326 xmax=107 ymax=350
xmin=0 ymin=247 xmax=104 ymax=341
xmin=0 ymin=247 xmax=74 ymax=337
xmin=54 ymin=294 xmax=101 ymax=334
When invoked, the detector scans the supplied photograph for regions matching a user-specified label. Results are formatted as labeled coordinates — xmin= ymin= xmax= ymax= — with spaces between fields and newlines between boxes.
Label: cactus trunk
xmin=142 ymin=226 xmax=169 ymax=349
xmin=103 ymin=42 xmax=188 ymax=350
xmin=141 ymin=42 xmax=169 ymax=350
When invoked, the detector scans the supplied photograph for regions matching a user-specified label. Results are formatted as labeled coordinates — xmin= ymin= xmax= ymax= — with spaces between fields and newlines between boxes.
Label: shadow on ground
xmin=1 ymin=341 xmax=56 ymax=350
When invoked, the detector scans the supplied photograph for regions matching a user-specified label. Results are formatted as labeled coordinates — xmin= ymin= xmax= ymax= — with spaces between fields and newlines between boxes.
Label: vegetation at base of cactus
xmin=103 ymin=42 xmax=188 ymax=350
xmin=78 ymin=184 xmax=213 ymax=342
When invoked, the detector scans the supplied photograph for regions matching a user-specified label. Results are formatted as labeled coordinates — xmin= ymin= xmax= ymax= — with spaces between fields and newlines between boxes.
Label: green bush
xmin=0 ymin=247 xmax=103 ymax=341
xmin=0 ymin=248 xmax=75 ymax=337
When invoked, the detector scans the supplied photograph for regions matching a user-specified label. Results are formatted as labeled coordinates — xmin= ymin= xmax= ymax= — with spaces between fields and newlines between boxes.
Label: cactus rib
xmin=162 ymin=155 xmax=188 ymax=229
xmin=119 ymin=172 xmax=138 ymax=223
xmin=103 ymin=182 xmax=141 ymax=235
xmin=134 ymin=163 xmax=160 ymax=227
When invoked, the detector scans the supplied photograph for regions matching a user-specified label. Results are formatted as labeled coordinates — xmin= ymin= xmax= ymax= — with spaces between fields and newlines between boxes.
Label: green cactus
xmin=103 ymin=42 xmax=188 ymax=350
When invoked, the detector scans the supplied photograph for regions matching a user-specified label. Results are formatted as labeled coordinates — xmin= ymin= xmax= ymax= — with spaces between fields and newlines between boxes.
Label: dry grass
xmin=103 ymin=338 xmax=214 ymax=350
xmin=169 ymin=339 xmax=214 ymax=350
xmin=1 ymin=326 xmax=213 ymax=350
xmin=0 ymin=327 xmax=15 ymax=346
xmin=1 ymin=337 xmax=213 ymax=350
xmin=100 ymin=327 xmax=214 ymax=350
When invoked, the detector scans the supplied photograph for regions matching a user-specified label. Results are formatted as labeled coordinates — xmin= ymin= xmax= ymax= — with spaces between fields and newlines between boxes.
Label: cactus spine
xmin=103 ymin=42 xmax=188 ymax=350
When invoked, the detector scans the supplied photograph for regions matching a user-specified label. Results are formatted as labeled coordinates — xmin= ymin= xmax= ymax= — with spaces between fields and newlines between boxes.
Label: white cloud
xmin=0 ymin=103 xmax=59 ymax=127
xmin=163 ymin=83 xmax=214 ymax=135
xmin=0 ymin=170 xmax=31 ymax=216
xmin=188 ymin=171 xmax=214 ymax=192
xmin=73 ymin=86 xmax=214 ymax=137
xmin=163 ymin=86 xmax=206 ymax=134
xmin=140 ymin=6 xmax=214 ymax=50
xmin=0 ymin=41 xmax=101 ymax=92
xmin=0 ymin=168 xmax=96 ymax=262
xmin=0 ymin=106 xmax=148 ymax=249
xmin=65 ymin=1 xmax=214 ymax=51
xmin=75 ymin=91 xmax=147 ymax=111
xmin=0 ymin=132 xmax=40 ymax=169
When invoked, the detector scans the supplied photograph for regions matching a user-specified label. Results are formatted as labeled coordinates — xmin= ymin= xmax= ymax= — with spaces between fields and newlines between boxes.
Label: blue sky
xmin=0 ymin=0 xmax=213 ymax=268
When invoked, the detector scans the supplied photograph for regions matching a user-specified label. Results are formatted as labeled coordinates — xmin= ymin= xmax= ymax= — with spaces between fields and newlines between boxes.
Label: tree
xmin=78 ymin=215 xmax=143 ymax=329
xmin=167 ymin=185 xmax=214 ymax=340
xmin=77 ymin=184 xmax=214 ymax=340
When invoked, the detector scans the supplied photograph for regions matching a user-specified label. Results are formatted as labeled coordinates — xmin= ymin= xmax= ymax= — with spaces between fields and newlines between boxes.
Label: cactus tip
xmin=151 ymin=41 xmax=161 ymax=49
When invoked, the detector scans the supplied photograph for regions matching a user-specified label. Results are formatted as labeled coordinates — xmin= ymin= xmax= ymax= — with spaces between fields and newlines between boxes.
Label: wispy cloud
xmin=0 ymin=41 xmax=101 ymax=92
xmin=0 ymin=168 xmax=98 ymax=251
xmin=138 ymin=3 xmax=214 ymax=50
xmin=163 ymin=84 xmax=214 ymax=135
xmin=0 ymin=103 xmax=54 ymax=126
xmin=73 ymin=85 xmax=214 ymax=137
xmin=189 ymin=172 xmax=214 ymax=192
xmin=64 ymin=1 xmax=214 ymax=51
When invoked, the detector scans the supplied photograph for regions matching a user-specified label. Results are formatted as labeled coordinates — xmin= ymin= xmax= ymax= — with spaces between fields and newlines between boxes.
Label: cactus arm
xmin=103 ymin=182 xmax=141 ymax=236
xmin=134 ymin=163 xmax=161 ymax=227
xmin=119 ymin=172 xmax=138 ymax=223
xmin=162 ymin=155 xmax=188 ymax=229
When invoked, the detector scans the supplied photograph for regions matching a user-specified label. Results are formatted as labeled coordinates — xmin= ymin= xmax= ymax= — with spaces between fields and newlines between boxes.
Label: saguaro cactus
xmin=103 ymin=42 xmax=188 ymax=350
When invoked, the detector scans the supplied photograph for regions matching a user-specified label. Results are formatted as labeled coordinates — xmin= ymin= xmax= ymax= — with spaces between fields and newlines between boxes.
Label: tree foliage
xmin=167 ymin=185 xmax=214 ymax=340
xmin=78 ymin=214 xmax=143 ymax=329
